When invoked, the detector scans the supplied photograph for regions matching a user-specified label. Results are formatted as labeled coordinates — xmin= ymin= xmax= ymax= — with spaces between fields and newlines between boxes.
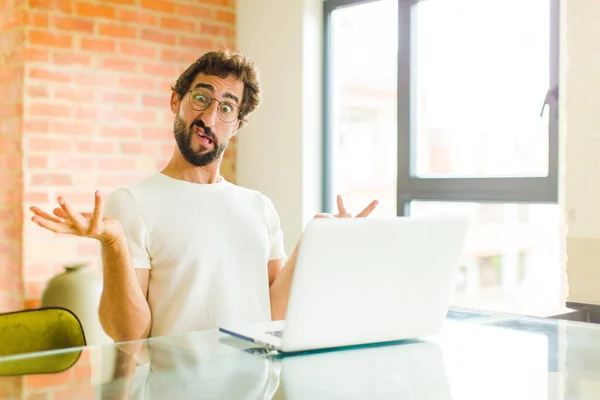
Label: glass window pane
xmin=413 ymin=0 xmax=550 ymax=178
xmin=410 ymin=201 xmax=563 ymax=316
xmin=329 ymin=0 xmax=398 ymax=216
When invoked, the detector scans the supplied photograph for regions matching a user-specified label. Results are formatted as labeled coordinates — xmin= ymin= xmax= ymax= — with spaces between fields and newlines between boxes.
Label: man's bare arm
xmin=268 ymin=246 xmax=298 ymax=320
xmin=98 ymin=235 xmax=152 ymax=342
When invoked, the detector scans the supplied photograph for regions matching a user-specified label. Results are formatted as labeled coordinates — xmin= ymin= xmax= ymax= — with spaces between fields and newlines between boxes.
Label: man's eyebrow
xmin=192 ymin=82 xmax=213 ymax=92
xmin=191 ymin=82 xmax=240 ymax=104
xmin=222 ymin=92 xmax=239 ymax=104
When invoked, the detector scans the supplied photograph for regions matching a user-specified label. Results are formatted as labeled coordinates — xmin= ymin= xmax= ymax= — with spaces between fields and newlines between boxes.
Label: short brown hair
xmin=171 ymin=49 xmax=261 ymax=127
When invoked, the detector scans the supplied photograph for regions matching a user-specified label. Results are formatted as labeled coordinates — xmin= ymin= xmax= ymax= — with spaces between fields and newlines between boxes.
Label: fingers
xmin=53 ymin=207 xmax=67 ymax=219
xmin=334 ymin=213 xmax=352 ymax=218
xmin=336 ymin=195 xmax=347 ymax=217
xmin=31 ymin=206 xmax=75 ymax=234
xmin=356 ymin=200 xmax=379 ymax=218
xmin=58 ymin=196 xmax=88 ymax=231
xmin=90 ymin=190 xmax=103 ymax=228
xmin=313 ymin=213 xmax=335 ymax=219
xmin=32 ymin=215 xmax=77 ymax=235
xmin=30 ymin=206 xmax=65 ymax=224
xmin=31 ymin=192 xmax=102 ymax=238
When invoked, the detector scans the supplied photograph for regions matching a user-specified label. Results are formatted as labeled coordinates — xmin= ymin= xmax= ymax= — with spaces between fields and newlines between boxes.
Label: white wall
xmin=562 ymin=0 xmax=600 ymax=305
xmin=237 ymin=0 xmax=323 ymax=254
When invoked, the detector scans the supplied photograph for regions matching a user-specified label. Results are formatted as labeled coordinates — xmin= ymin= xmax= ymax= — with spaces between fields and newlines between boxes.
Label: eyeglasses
xmin=188 ymin=90 xmax=241 ymax=123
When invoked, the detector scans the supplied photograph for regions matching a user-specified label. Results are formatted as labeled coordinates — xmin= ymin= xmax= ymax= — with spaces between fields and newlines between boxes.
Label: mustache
xmin=191 ymin=120 xmax=216 ymax=142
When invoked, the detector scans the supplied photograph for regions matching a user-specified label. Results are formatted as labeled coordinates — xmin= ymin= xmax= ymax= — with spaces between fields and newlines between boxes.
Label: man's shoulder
xmin=105 ymin=173 xmax=163 ymax=205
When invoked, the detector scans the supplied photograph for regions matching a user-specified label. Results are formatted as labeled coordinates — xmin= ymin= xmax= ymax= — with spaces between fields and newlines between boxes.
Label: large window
xmin=323 ymin=0 xmax=560 ymax=315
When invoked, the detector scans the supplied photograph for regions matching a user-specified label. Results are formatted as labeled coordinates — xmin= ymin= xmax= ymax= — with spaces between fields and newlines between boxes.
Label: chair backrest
xmin=0 ymin=307 xmax=86 ymax=375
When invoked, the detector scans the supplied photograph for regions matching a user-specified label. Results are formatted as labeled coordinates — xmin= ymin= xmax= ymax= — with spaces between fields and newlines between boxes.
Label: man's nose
xmin=200 ymin=100 xmax=219 ymax=127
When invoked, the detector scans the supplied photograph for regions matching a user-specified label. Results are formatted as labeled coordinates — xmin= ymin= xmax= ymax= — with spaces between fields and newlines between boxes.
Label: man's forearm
xmin=98 ymin=235 xmax=151 ymax=342
xmin=269 ymin=242 xmax=300 ymax=320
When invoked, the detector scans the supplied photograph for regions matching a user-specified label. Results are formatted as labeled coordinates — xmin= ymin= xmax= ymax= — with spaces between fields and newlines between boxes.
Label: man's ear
xmin=231 ymin=119 xmax=242 ymax=137
xmin=170 ymin=91 xmax=180 ymax=114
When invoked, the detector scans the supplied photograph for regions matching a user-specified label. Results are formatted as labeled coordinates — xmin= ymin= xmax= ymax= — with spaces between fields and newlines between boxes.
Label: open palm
xmin=30 ymin=190 xmax=123 ymax=245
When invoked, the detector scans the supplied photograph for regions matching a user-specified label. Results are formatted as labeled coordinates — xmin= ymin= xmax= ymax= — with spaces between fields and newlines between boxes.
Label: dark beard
xmin=173 ymin=115 xmax=228 ymax=167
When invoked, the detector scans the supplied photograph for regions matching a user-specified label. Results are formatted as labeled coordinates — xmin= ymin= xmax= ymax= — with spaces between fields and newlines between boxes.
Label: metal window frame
xmin=322 ymin=0 xmax=560 ymax=215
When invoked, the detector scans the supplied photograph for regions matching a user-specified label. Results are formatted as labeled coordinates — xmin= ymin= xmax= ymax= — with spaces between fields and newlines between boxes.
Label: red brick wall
xmin=0 ymin=0 xmax=237 ymax=312
xmin=0 ymin=0 xmax=25 ymax=312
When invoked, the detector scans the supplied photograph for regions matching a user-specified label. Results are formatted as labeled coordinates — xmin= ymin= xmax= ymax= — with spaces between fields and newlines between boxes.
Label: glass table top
xmin=0 ymin=307 xmax=598 ymax=399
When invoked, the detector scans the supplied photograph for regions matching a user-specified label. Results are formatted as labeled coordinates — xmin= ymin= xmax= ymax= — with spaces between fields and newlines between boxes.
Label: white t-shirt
xmin=103 ymin=173 xmax=286 ymax=337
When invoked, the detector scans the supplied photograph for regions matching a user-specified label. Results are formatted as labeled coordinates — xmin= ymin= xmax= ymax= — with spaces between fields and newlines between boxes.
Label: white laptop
xmin=219 ymin=216 xmax=469 ymax=353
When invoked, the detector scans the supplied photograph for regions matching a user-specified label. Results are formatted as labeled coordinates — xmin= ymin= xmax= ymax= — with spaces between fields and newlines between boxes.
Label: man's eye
xmin=221 ymin=103 xmax=233 ymax=113
xmin=194 ymin=94 xmax=207 ymax=102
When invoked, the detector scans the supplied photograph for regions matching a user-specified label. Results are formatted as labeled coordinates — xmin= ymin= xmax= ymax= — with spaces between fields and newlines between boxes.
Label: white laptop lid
xmin=279 ymin=217 xmax=469 ymax=352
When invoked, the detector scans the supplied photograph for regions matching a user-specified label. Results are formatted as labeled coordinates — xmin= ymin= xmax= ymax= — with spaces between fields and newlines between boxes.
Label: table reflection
xmin=2 ymin=310 xmax=600 ymax=399
xmin=108 ymin=333 xmax=451 ymax=400
xmin=126 ymin=335 xmax=280 ymax=400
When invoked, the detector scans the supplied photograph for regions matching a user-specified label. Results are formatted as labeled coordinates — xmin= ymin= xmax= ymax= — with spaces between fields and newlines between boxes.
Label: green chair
xmin=0 ymin=307 xmax=86 ymax=376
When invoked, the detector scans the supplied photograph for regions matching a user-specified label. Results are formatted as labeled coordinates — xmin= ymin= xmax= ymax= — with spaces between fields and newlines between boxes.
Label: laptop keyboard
xmin=266 ymin=330 xmax=283 ymax=338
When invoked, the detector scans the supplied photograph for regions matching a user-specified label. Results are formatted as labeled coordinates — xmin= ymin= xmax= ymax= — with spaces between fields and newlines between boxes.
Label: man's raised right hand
xmin=30 ymin=190 xmax=123 ymax=246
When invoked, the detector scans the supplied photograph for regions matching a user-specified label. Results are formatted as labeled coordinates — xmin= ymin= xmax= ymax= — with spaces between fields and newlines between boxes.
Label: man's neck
xmin=161 ymin=156 xmax=222 ymax=184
